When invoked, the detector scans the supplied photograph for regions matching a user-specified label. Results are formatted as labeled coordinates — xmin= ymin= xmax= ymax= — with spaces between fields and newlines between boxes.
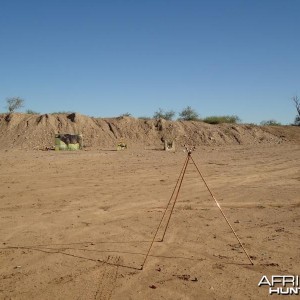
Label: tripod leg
xmin=140 ymin=154 xmax=190 ymax=270
xmin=159 ymin=155 xmax=190 ymax=242
xmin=189 ymin=155 xmax=254 ymax=265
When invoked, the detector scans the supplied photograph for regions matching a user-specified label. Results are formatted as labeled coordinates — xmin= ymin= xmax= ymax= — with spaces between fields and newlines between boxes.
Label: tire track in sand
xmin=94 ymin=255 xmax=121 ymax=300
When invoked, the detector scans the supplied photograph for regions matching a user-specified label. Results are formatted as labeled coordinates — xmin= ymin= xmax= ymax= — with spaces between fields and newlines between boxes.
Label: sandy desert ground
xmin=0 ymin=144 xmax=299 ymax=299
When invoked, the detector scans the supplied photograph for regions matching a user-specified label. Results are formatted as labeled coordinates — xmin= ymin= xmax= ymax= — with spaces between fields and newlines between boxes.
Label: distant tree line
xmin=2 ymin=95 xmax=300 ymax=126
xmin=152 ymin=106 xmax=240 ymax=124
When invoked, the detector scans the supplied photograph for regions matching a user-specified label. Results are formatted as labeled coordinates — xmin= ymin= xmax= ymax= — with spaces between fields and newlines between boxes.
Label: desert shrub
xmin=260 ymin=120 xmax=282 ymax=126
xmin=178 ymin=106 xmax=199 ymax=121
xmin=138 ymin=116 xmax=151 ymax=120
xmin=203 ymin=115 xmax=241 ymax=124
xmin=153 ymin=108 xmax=175 ymax=120
xmin=26 ymin=109 xmax=40 ymax=114
xmin=6 ymin=97 xmax=24 ymax=112
xmin=50 ymin=111 xmax=72 ymax=114
xmin=119 ymin=112 xmax=132 ymax=117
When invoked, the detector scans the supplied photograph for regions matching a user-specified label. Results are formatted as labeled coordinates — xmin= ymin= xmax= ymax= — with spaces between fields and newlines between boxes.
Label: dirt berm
xmin=0 ymin=113 xmax=299 ymax=150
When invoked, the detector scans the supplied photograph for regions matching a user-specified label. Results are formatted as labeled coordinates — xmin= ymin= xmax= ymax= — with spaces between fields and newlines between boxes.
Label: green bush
xmin=153 ymin=108 xmax=175 ymax=120
xmin=203 ymin=115 xmax=241 ymax=124
xmin=26 ymin=109 xmax=40 ymax=114
xmin=260 ymin=120 xmax=282 ymax=126
xmin=178 ymin=106 xmax=199 ymax=121
xmin=138 ymin=116 xmax=151 ymax=120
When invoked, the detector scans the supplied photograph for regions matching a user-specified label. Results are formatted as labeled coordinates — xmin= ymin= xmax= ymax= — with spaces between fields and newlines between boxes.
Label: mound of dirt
xmin=0 ymin=113 xmax=299 ymax=150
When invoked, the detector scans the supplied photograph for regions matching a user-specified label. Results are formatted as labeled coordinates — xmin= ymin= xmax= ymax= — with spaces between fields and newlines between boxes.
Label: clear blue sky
xmin=1 ymin=0 xmax=299 ymax=124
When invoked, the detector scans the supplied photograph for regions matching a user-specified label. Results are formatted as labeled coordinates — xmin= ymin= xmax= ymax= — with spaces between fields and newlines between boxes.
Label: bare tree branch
xmin=292 ymin=95 xmax=300 ymax=116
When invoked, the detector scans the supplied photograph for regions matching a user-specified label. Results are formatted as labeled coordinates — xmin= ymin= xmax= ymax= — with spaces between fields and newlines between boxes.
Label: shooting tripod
xmin=141 ymin=145 xmax=253 ymax=270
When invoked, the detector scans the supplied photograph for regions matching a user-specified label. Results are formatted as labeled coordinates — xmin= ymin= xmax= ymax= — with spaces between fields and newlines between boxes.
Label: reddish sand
xmin=0 ymin=143 xmax=299 ymax=299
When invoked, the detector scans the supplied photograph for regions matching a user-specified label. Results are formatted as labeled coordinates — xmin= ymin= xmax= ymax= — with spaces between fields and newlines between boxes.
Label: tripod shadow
xmin=2 ymin=240 xmax=207 ymax=271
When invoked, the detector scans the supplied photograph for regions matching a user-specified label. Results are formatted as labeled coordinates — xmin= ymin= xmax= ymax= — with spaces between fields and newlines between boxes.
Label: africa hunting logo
xmin=258 ymin=275 xmax=300 ymax=295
